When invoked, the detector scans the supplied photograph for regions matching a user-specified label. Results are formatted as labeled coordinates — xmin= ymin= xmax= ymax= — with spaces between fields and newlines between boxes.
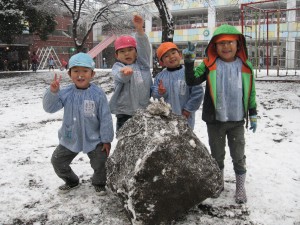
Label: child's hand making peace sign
xmin=158 ymin=79 xmax=166 ymax=95
xmin=50 ymin=74 xmax=62 ymax=93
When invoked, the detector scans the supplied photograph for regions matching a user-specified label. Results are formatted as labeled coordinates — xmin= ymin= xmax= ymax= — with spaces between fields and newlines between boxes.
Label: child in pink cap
xmin=109 ymin=15 xmax=152 ymax=131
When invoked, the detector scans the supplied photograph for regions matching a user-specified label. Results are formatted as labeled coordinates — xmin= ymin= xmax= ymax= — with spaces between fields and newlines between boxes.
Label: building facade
xmin=2 ymin=0 xmax=299 ymax=71
xmin=146 ymin=0 xmax=300 ymax=70
xmin=99 ymin=0 xmax=300 ymax=71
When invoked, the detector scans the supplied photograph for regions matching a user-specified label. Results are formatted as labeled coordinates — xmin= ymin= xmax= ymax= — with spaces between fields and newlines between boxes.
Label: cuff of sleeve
xmin=50 ymin=90 xmax=59 ymax=96
xmin=249 ymin=108 xmax=257 ymax=116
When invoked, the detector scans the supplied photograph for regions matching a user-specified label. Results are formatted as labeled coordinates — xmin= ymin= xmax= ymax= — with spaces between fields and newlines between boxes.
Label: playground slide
xmin=88 ymin=34 xmax=117 ymax=58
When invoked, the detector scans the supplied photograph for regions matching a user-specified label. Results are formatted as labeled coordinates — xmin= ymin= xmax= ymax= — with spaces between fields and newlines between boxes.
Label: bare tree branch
xmin=56 ymin=0 xmax=152 ymax=52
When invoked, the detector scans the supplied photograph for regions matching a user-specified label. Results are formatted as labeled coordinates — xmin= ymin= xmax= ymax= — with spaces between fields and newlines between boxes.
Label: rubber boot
xmin=235 ymin=173 xmax=247 ymax=204
xmin=212 ymin=169 xmax=224 ymax=198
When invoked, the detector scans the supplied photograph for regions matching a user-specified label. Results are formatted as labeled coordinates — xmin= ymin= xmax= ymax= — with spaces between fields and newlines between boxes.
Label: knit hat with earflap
xmin=156 ymin=42 xmax=179 ymax=61
xmin=68 ymin=53 xmax=95 ymax=70
xmin=114 ymin=35 xmax=137 ymax=52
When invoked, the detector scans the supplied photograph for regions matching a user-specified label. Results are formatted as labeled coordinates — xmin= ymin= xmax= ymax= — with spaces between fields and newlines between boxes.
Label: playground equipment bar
xmin=241 ymin=0 xmax=279 ymax=34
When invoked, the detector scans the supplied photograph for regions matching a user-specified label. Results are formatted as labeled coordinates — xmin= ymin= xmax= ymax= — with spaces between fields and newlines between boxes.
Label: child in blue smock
xmin=152 ymin=42 xmax=204 ymax=129
xmin=48 ymin=56 xmax=54 ymax=71
xmin=43 ymin=53 xmax=114 ymax=195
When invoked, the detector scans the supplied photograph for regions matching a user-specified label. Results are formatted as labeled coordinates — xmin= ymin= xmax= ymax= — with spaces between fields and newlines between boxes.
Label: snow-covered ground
xmin=0 ymin=69 xmax=299 ymax=225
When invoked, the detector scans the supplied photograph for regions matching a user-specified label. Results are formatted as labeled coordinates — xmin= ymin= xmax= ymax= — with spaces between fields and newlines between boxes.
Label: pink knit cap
xmin=114 ymin=35 xmax=137 ymax=52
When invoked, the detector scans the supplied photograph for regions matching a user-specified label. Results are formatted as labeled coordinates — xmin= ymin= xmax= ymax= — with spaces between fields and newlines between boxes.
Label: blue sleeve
xmin=184 ymin=85 xmax=204 ymax=112
xmin=98 ymin=93 xmax=114 ymax=143
xmin=136 ymin=33 xmax=151 ymax=69
xmin=43 ymin=88 xmax=63 ymax=113
xmin=112 ymin=62 xmax=132 ymax=84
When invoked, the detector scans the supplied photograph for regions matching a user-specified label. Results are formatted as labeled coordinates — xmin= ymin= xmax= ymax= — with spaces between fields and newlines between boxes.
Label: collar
xmin=166 ymin=65 xmax=182 ymax=72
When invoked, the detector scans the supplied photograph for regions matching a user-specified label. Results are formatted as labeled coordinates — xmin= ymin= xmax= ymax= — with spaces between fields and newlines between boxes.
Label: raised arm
xmin=133 ymin=14 xmax=144 ymax=35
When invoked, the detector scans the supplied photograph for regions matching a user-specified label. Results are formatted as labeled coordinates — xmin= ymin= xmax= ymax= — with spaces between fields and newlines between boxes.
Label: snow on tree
xmin=153 ymin=0 xmax=174 ymax=42
xmin=0 ymin=0 xmax=25 ymax=44
xmin=0 ymin=0 xmax=57 ymax=43
xmin=57 ymin=0 xmax=153 ymax=52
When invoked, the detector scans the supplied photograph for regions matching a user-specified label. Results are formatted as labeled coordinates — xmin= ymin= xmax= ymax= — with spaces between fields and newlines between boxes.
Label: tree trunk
xmin=154 ymin=0 xmax=174 ymax=42
xmin=152 ymin=0 xmax=175 ymax=77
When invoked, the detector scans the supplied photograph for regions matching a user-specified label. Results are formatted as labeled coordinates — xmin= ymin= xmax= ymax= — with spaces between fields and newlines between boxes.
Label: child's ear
xmin=159 ymin=60 xmax=165 ymax=67
xmin=91 ymin=71 xmax=96 ymax=78
xmin=68 ymin=70 xmax=71 ymax=77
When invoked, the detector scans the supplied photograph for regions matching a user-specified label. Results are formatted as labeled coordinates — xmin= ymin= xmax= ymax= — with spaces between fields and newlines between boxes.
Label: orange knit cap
xmin=156 ymin=42 xmax=179 ymax=61
xmin=215 ymin=34 xmax=239 ymax=43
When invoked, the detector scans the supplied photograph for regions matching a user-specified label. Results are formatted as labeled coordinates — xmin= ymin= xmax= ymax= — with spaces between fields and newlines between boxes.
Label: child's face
xmin=68 ymin=66 xmax=95 ymax=89
xmin=216 ymin=40 xmax=238 ymax=62
xmin=115 ymin=47 xmax=137 ymax=65
xmin=161 ymin=49 xmax=182 ymax=68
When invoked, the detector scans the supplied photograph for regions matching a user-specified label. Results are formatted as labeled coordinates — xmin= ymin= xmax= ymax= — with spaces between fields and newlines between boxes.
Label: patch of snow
xmin=189 ymin=139 xmax=196 ymax=148
xmin=0 ymin=70 xmax=300 ymax=225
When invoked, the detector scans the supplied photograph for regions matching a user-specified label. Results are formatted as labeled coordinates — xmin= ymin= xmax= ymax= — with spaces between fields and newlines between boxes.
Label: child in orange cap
xmin=109 ymin=14 xmax=152 ymax=131
xmin=184 ymin=24 xmax=257 ymax=204
xmin=151 ymin=42 xmax=204 ymax=129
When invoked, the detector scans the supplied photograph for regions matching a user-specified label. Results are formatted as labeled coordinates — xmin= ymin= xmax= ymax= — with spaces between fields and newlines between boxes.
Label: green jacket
xmin=185 ymin=24 xmax=257 ymax=126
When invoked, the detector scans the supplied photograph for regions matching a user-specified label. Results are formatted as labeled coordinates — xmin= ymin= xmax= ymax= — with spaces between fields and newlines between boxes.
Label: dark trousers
xmin=51 ymin=144 xmax=107 ymax=186
xmin=116 ymin=114 xmax=132 ymax=131
xmin=32 ymin=63 xmax=37 ymax=72
xmin=207 ymin=121 xmax=246 ymax=174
